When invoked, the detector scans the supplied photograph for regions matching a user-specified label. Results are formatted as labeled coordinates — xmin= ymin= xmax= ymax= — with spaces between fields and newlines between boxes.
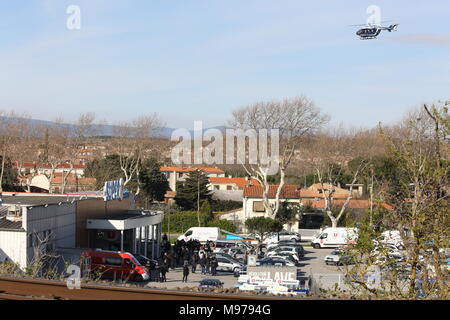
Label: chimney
xmin=6 ymin=205 xmax=22 ymax=222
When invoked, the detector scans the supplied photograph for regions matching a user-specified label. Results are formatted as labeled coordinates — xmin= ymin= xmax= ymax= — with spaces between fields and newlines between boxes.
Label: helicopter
xmin=353 ymin=22 xmax=399 ymax=40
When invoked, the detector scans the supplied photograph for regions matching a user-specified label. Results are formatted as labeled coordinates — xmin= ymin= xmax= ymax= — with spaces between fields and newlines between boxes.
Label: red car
xmin=81 ymin=250 xmax=149 ymax=282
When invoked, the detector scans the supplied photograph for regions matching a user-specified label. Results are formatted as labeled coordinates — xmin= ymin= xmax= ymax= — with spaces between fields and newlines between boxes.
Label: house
xmin=208 ymin=176 xmax=259 ymax=191
xmin=160 ymin=166 xmax=225 ymax=192
xmin=50 ymin=175 xmax=97 ymax=193
xmin=12 ymin=162 xmax=86 ymax=178
xmin=308 ymin=183 xmax=363 ymax=198
xmin=17 ymin=174 xmax=97 ymax=194
xmin=227 ymin=184 xmax=388 ymax=232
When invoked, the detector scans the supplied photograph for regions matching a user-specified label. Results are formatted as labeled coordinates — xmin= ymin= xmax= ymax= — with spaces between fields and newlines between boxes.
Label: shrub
xmin=207 ymin=219 xmax=237 ymax=233
xmin=162 ymin=210 xmax=237 ymax=234
xmin=211 ymin=200 xmax=242 ymax=212
xmin=162 ymin=211 xmax=211 ymax=233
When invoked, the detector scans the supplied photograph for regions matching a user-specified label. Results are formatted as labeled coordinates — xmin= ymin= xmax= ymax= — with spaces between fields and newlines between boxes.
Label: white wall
xmin=0 ymin=230 xmax=27 ymax=267
xmin=243 ymin=198 xmax=300 ymax=219
xmin=25 ymin=203 xmax=76 ymax=248
xmin=24 ymin=203 xmax=76 ymax=265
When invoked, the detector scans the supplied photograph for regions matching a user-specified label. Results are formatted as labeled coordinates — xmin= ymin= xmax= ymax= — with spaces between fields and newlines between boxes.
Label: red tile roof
xmin=301 ymin=199 xmax=393 ymax=210
xmin=209 ymin=177 xmax=259 ymax=189
xmin=244 ymin=185 xmax=350 ymax=199
xmin=244 ymin=185 xmax=301 ymax=198
xmin=51 ymin=177 xmax=96 ymax=186
xmin=12 ymin=162 xmax=85 ymax=169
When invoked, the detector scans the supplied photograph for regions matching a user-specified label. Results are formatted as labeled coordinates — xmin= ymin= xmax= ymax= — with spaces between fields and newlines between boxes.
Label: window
xmin=226 ymin=186 xmax=233 ymax=190
xmin=253 ymin=201 xmax=265 ymax=212
xmin=124 ymin=259 xmax=135 ymax=268
xmin=214 ymin=185 xmax=220 ymax=190
xmin=185 ymin=230 xmax=193 ymax=236
xmin=105 ymin=257 xmax=122 ymax=266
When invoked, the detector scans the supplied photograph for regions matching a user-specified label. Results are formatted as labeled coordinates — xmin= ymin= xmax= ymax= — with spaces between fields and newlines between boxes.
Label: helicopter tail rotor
xmin=388 ymin=24 xmax=399 ymax=32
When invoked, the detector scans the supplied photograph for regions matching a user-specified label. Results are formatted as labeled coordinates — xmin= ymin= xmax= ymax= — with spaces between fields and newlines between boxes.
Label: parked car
xmin=264 ymin=232 xmax=301 ymax=244
xmin=267 ymin=252 xmax=299 ymax=265
xmin=256 ymin=257 xmax=288 ymax=267
xmin=215 ymin=252 xmax=241 ymax=264
xmin=199 ymin=278 xmax=224 ymax=289
xmin=81 ymin=250 xmax=149 ymax=281
xmin=228 ymin=247 xmax=247 ymax=261
xmin=216 ymin=255 xmax=244 ymax=274
xmin=267 ymin=245 xmax=305 ymax=258
xmin=263 ymin=255 xmax=297 ymax=267
xmin=267 ymin=240 xmax=298 ymax=249
xmin=324 ymin=250 xmax=355 ymax=266
xmin=233 ymin=264 xmax=247 ymax=277
xmin=132 ymin=254 xmax=157 ymax=270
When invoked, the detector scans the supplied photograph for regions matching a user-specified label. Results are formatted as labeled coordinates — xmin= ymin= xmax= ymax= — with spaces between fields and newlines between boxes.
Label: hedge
xmin=162 ymin=211 xmax=236 ymax=234
xmin=211 ymin=200 xmax=242 ymax=212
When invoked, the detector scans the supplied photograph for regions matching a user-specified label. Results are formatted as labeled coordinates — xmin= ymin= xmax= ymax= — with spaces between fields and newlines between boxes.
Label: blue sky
xmin=0 ymin=0 xmax=449 ymax=129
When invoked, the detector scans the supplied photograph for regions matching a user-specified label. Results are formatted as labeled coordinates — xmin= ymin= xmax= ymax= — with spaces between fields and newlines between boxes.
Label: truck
xmin=311 ymin=227 xmax=358 ymax=249
xmin=81 ymin=249 xmax=149 ymax=281
xmin=178 ymin=227 xmax=220 ymax=243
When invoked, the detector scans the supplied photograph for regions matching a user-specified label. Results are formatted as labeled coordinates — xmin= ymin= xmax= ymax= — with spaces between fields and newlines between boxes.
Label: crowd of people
xmin=151 ymin=234 xmax=221 ymax=283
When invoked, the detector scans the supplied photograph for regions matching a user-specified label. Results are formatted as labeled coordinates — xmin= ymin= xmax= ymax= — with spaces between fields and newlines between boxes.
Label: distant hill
xmin=0 ymin=116 xmax=226 ymax=139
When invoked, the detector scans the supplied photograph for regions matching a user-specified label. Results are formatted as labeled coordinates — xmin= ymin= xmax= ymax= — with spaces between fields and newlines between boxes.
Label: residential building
xmin=160 ymin=166 xmax=225 ymax=192
xmin=221 ymin=184 xmax=388 ymax=232
xmin=208 ymin=176 xmax=259 ymax=191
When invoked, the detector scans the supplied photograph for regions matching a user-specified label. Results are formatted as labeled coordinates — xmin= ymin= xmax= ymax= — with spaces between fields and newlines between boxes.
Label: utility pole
xmin=197 ymin=176 xmax=201 ymax=227
xmin=369 ymin=166 xmax=374 ymax=226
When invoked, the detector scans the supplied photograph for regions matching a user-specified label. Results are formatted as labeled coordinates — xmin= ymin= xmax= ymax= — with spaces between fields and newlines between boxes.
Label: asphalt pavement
xmin=143 ymin=247 xmax=345 ymax=290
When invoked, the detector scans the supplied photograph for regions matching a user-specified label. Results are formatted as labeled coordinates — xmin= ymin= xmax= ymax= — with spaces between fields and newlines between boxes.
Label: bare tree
xmin=39 ymin=119 xmax=71 ymax=193
xmin=112 ymin=114 xmax=164 ymax=195
xmin=8 ymin=116 xmax=40 ymax=192
xmin=0 ymin=111 xmax=35 ymax=192
xmin=315 ymin=161 xmax=367 ymax=228
xmin=229 ymin=96 xmax=329 ymax=218
xmin=305 ymin=126 xmax=372 ymax=227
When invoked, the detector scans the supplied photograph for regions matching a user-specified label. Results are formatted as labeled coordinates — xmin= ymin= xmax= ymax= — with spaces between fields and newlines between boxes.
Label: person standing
xmin=182 ymin=262 xmax=190 ymax=283
xmin=210 ymin=256 xmax=218 ymax=276
xmin=160 ymin=261 xmax=167 ymax=282
xmin=199 ymin=253 xmax=206 ymax=275
xmin=205 ymin=253 xmax=211 ymax=274
xmin=182 ymin=247 xmax=190 ymax=266
xmin=190 ymin=251 xmax=198 ymax=273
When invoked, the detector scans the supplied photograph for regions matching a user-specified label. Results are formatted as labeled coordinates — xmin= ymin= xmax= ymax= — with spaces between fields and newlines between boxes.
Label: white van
xmin=311 ymin=227 xmax=358 ymax=249
xmin=178 ymin=227 xmax=220 ymax=243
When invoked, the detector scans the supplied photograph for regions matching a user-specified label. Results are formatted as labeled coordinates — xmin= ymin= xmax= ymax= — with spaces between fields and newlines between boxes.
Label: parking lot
xmin=143 ymin=246 xmax=345 ymax=290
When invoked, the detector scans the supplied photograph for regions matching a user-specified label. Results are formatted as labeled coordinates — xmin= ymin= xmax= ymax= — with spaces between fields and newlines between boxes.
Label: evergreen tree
xmin=245 ymin=217 xmax=283 ymax=247
xmin=84 ymin=154 xmax=128 ymax=189
xmin=174 ymin=170 xmax=212 ymax=211
xmin=140 ymin=158 xmax=169 ymax=202
xmin=0 ymin=157 xmax=19 ymax=192
xmin=200 ymin=200 xmax=214 ymax=223
xmin=276 ymin=202 xmax=300 ymax=231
